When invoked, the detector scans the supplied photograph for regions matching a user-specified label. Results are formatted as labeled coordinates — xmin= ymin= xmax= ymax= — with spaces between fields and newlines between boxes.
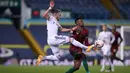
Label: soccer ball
xmin=95 ymin=40 xmax=104 ymax=48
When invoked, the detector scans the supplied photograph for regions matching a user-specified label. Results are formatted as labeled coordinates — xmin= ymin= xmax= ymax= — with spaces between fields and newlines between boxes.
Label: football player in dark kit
xmin=66 ymin=18 xmax=91 ymax=73
xmin=107 ymin=24 xmax=124 ymax=72
xmin=111 ymin=24 xmax=123 ymax=63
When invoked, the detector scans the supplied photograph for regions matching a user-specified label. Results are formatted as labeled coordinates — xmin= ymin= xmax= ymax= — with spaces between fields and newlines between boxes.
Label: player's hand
xmin=50 ymin=0 xmax=55 ymax=8
xmin=72 ymin=26 xmax=79 ymax=31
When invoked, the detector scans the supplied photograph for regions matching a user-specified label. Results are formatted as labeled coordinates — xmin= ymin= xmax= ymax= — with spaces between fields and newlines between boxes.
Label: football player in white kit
xmin=98 ymin=24 xmax=115 ymax=72
xmin=36 ymin=0 xmax=94 ymax=66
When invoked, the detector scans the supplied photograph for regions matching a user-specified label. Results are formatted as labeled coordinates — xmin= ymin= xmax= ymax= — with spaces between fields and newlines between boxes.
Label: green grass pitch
xmin=0 ymin=65 xmax=130 ymax=73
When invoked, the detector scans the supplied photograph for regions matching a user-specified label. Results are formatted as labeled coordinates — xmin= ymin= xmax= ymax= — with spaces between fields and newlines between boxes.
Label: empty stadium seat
xmin=24 ymin=0 xmax=110 ymax=19
xmin=112 ymin=0 xmax=130 ymax=19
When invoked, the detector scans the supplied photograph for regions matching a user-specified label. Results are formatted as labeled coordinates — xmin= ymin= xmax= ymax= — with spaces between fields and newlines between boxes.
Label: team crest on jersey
xmin=53 ymin=21 xmax=55 ymax=24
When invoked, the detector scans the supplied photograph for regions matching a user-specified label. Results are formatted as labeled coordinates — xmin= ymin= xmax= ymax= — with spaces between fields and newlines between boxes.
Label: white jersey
xmin=47 ymin=15 xmax=61 ymax=39
xmin=98 ymin=31 xmax=115 ymax=56
xmin=98 ymin=31 xmax=115 ymax=45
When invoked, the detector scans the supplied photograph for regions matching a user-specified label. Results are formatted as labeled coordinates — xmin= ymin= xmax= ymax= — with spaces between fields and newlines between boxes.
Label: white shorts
xmin=101 ymin=44 xmax=111 ymax=56
xmin=47 ymin=35 xmax=70 ymax=46
xmin=50 ymin=45 xmax=61 ymax=58
xmin=47 ymin=35 xmax=70 ymax=58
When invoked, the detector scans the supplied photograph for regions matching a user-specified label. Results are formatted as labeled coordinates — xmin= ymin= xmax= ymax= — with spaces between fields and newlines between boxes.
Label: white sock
xmin=101 ymin=58 xmax=106 ymax=71
xmin=71 ymin=39 xmax=88 ymax=49
xmin=44 ymin=55 xmax=59 ymax=60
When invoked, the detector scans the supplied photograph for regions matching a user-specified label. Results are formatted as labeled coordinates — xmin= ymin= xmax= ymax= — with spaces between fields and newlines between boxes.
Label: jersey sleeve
xmin=98 ymin=32 xmax=102 ymax=40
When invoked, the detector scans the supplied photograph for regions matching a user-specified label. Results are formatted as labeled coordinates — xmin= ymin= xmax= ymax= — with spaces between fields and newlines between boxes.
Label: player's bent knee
xmin=69 ymin=38 xmax=74 ymax=43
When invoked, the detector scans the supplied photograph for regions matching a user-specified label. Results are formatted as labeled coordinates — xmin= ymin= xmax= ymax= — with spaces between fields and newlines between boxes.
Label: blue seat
xmin=25 ymin=0 xmax=110 ymax=19
xmin=112 ymin=0 xmax=130 ymax=19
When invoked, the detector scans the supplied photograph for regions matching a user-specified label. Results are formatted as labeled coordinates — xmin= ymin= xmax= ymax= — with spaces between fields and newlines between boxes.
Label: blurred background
xmin=0 ymin=0 xmax=130 ymax=73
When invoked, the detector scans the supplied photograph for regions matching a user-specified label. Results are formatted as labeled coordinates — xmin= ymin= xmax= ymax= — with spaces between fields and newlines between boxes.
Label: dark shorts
xmin=69 ymin=48 xmax=86 ymax=60
xmin=111 ymin=45 xmax=118 ymax=56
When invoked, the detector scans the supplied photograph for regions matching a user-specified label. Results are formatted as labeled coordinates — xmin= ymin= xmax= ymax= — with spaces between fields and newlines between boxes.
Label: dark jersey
xmin=111 ymin=31 xmax=121 ymax=53
xmin=69 ymin=27 xmax=89 ymax=56
xmin=112 ymin=31 xmax=121 ymax=45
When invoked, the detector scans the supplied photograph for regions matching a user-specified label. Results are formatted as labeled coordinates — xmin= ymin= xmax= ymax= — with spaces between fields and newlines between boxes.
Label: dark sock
xmin=66 ymin=67 xmax=77 ymax=73
xmin=82 ymin=59 xmax=90 ymax=73
xmin=114 ymin=57 xmax=123 ymax=62
xmin=108 ymin=66 xmax=111 ymax=70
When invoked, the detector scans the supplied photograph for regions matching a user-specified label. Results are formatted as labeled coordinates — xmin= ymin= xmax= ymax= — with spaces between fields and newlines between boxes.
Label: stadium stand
xmin=24 ymin=0 xmax=110 ymax=19
xmin=112 ymin=0 xmax=130 ymax=19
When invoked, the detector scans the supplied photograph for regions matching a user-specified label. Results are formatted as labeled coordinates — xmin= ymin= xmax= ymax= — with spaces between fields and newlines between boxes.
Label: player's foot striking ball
xmin=36 ymin=0 xmax=95 ymax=66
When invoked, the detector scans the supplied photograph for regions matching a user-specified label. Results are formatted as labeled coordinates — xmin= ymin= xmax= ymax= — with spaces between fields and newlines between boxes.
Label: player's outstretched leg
xmin=36 ymin=54 xmax=59 ymax=66
xmin=70 ymin=38 xmax=94 ymax=51
xmin=114 ymin=56 xmax=124 ymax=63
xmin=43 ymin=45 xmax=60 ymax=60
xmin=86 ymin=44 xmax=95 ymax=52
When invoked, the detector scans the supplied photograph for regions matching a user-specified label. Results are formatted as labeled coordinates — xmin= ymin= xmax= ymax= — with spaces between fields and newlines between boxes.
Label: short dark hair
xmin=112 ymin=24 xmax=116 ymax=27
xmin=101 ymin=24 xmax=107 ymax=28
xmin=75 ymin=17 xmax=83 ymax=24
xmin=51 ymin=8 xmax=61 ymax=13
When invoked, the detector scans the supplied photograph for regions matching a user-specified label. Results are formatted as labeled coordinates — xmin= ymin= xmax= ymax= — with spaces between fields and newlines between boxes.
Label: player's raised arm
xmin=60 ymin=26 xmax=79 ymax=32
xmin=43 ymin=0 xmax=54 ymax=20
xmin=60 ymin=27 xmax=72 ymax=32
